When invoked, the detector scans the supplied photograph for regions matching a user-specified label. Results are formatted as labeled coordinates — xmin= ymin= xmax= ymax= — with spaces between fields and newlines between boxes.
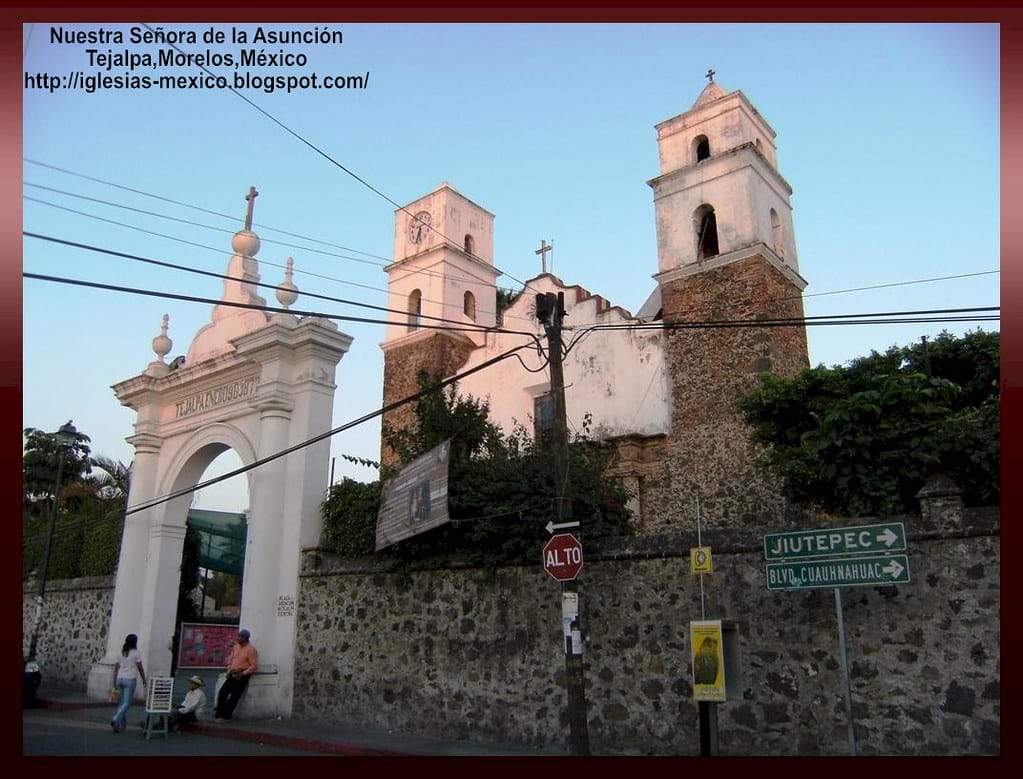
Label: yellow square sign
xmin=690 ymin=546 xmax=713 ymax=575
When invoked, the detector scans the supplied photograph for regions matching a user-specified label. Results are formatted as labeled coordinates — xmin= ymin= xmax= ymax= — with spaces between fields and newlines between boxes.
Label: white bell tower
xmin=649 ymin=76 xmax=802 ymax=281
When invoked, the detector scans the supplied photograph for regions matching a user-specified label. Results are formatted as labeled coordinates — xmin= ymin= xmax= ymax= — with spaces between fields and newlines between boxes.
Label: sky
xmin=22 ymin=23 xmax=1000 ymax=512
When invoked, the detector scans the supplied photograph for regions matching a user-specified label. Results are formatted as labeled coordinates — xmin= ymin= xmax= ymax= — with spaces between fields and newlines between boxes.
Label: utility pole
xmin=537 ymin=290 xmax=591 ymax=756
xmin=28 ymin=420 xmax=77 ymax=662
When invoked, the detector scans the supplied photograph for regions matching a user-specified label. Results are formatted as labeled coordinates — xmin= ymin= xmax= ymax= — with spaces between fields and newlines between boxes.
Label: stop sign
xmin=543 ymin=533 xmax=583 ymax=581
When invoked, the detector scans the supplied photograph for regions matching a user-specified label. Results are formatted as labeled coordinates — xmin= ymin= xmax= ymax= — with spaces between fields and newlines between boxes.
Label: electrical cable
xmin=23 ymin=194 xmax=534 ymax=324
xmin=24 ymin=231 xmax=537 ymax=335
xmin=139 ymin=23 xmax=544 ymax=299
xmin=122 ymin=341 xmax=538 ymax=516
xmin=24 ymin=181 xmax=503 ymax=293
xmin=25 ymin=157 xmax=392 ymax=262
xmin=23 ymin=270 xmax=544 ymax=342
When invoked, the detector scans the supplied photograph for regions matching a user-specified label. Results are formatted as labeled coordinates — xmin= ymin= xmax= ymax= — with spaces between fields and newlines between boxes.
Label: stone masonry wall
xmin=293 ymin=509 xmax=999 ymax=755
xmin=380 ymin=331 xmax=476 ymax=467
xmin=653 ymin=253 xmax=810 ymax=528
xmin=22 ymin=575 xmax=114 ymax=686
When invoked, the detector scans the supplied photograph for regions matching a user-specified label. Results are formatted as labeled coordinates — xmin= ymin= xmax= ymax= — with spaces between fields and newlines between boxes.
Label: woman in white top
xmin=111 ymin=633 xmax=147 ymax=733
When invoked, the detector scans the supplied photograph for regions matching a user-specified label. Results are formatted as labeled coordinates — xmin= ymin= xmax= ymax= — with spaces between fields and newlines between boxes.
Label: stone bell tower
xmin=649 ymin=76 xmax=810 ymax=525
xmin=379 ymin=183 xmax=498 ymax=466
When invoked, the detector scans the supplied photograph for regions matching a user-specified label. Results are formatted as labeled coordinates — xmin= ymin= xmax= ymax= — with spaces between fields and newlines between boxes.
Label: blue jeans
xmin=112 ymin=678 xmax=136 ymax=729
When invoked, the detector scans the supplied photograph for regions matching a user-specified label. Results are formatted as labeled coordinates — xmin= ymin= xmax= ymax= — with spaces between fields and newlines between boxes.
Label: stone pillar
xmin=136 ymin=519 xmax=188 ymax=678
xmin=87 ymin=434 xmax=162 ymax=700
xmin=234 ymin=395 xmax=292 ymax=717
xmin=916 ymin=474 xmax=964 ymax=535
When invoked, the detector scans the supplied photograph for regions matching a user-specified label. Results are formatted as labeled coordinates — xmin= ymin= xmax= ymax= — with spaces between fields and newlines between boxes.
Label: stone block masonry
xmin=380 ymin=331 xmax=476 ymax=467
xmin=657 ymin=252 xmax=810 ymax=527
xmin=293 ymin=510 xmax=998 ymax=755
xmin=22 ymin=575 xmax=115 ymax=686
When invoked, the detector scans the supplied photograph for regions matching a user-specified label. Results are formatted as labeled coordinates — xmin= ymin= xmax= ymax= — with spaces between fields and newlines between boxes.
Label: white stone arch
xmin=88 ymin=312 xmax=352 ymax=720
xmin=157 ymin=422 xmax=258 ymax=507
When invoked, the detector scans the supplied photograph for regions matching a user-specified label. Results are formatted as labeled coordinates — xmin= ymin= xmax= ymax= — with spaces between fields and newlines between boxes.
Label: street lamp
xmin=27 ymin=420 xmax=78 ymax=662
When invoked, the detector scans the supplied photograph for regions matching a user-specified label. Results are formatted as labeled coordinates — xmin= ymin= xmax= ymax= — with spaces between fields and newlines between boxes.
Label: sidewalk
xmin=33 ymin=682 xmax=567 ymax=756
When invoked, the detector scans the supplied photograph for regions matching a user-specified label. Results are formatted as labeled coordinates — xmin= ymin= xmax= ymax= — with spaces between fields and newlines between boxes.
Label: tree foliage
xmin=740 ymin=329 xmax=999 ymax=516
xmin=22 ymin=426 xmax=131 ymax=581
xmin=23 ymin=426 xmax=94 ymax=501
xmin=321 ymin=372 xmax=632 ymax=564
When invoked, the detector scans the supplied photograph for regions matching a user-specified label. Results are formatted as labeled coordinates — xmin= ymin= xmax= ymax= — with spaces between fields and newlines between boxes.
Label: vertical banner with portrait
xmin=690 ymin=620 xmax=726 ymax=702
xmin=375 ymin=440 xmax=451 ymax=550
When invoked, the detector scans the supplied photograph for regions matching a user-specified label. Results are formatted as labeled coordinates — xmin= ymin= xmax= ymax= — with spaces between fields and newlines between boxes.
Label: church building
xmin=380 ymin=77 xmax=810 ymax=527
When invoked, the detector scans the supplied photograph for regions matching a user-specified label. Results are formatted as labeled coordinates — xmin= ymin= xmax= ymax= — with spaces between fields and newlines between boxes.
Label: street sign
xmin=763 ymin=522 xmax=906 ymax=561
xmin=545 ymin=519 xmax=580 ymax=534
xmin=766 ymin=554 xmax=911 ymax=591
xmin=543 ymin=533 xmax=584 ymax=582
xmin=690 ymin=546 xmax=713 ymax=575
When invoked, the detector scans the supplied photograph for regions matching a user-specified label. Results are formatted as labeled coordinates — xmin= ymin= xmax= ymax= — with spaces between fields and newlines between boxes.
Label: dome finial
xmin=276 ymin=257 xmax=299 ymax=310
xmin=152 ymin=313 xmax=173 ymax=362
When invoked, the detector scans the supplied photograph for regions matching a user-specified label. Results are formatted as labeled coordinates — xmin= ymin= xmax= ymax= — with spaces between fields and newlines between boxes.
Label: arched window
xmin=463 ymin=234 xmax=475 ymax=255
xmin=407 ymin=289 xmax=422 ymax=332
xmin=463 ymin=290 xmax=476 ymax=321
xmin=770 ymin=209 xmax=785 ymax=258
xmin=694 ymin=204 xmax=719 ymax=260
xmin=694 ymin=134 xmax=711 ymax=163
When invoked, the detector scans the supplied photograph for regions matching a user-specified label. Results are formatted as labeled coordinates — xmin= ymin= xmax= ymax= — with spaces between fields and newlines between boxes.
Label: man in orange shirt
xmin=213 ymin=629 xmax=258 ymax=720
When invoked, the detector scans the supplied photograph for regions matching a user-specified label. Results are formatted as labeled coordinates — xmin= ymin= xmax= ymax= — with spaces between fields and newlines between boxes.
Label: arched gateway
xmin=86 ymin=189 xmax=352 ymax=718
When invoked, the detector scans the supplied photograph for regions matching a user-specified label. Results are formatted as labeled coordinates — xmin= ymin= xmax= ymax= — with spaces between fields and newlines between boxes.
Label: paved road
xmin=23 ymin=708 xmax=316 ymax=756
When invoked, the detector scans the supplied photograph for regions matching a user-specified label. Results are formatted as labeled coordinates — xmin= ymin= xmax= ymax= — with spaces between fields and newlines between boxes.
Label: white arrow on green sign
xmin=766 ymin=554 xmax=911 ymax=591
xmin=764 ymin=522 xmax=906 ymax=561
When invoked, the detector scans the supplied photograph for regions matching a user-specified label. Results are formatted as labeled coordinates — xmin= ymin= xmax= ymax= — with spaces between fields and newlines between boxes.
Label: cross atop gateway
xmin=705 ymin=68 xmax=716 ymax=83
xmin=535 ymin=239 xmax=553 ymax=274
xmin=244 ymin=185 xmax=259 ymax=231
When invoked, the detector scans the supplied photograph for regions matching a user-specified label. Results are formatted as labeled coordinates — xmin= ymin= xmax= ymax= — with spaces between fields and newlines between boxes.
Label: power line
xmin=24 ymin=157 xmax=392 ymax=262
xmin=123 ymin=341 xmax=537 ymax=516
xmin=138 ymin=22 xmax=542 ymax=298
xmin=23 ymin=270 xmax=542 ymax=341
xmin=23 ymin=193 xmax=532 ymax=323
xmin=24 ymin=231 xmax=537 ymax=336
xmin=24 ymin=180 xmax=527 ymax=303
xmin=567 ymin=305 xmax=999 ymax=335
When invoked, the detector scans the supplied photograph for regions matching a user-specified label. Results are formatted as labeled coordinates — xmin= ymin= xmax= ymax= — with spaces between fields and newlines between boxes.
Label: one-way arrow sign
xmin=546 ymin=520 xmax=580 ymax=534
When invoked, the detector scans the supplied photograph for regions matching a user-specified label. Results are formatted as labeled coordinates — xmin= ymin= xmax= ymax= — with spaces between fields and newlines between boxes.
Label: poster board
xmin=375 ymin=440 xmax=451 ymax=550
xmin=690 ymin=620 xmax=727 ymax=702
xmin=177 ymin=622 xmax=237 ymax=669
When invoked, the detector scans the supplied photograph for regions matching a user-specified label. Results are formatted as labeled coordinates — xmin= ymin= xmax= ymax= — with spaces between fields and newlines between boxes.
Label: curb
xmin=33 ymin=697 xmax=112 ymax=712
xmin=185 ymin=722 xmax=410 ymax=756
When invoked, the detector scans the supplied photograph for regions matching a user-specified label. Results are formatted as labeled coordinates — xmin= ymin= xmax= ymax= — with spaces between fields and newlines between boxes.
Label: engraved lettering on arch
xmin=174 ymin=375 xmax=259 ymax=419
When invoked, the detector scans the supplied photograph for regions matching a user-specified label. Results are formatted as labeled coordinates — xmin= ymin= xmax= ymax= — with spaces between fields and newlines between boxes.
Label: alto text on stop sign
xmin=543 ymin=533 xmax=584 ymax=581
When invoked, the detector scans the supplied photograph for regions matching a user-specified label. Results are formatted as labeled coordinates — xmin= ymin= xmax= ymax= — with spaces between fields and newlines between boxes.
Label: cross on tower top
xmin=705 ymin=68 xmax=716 ymax=83
xmin=244 ymin=185 xmax=259 ymax=231
xmin=535 ymin=239 xmax=553 ymax=274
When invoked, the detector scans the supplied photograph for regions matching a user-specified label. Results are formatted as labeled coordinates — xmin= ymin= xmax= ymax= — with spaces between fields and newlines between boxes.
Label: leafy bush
xmin=321 ymin=478 xmax=383 ymax=557
xmin=740 ymin=329 xmax=1000 ymax=516
xmin=320 ymin=373 xmax=631 ymax=563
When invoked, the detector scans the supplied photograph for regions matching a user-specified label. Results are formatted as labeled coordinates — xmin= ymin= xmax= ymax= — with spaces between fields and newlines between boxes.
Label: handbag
xmin=109 ymin=687 xmax=119 ymax=703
